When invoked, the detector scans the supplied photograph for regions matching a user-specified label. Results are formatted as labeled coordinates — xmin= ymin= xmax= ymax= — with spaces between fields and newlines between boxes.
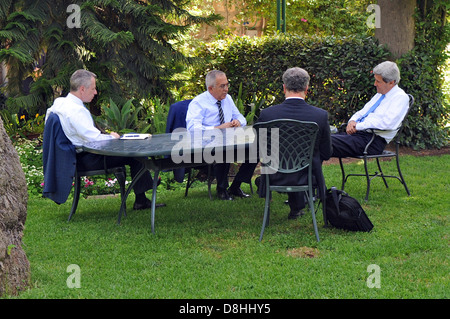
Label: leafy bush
xmin=396 ymin=2 xmax=450 ymax=149
xmin=138 ymin=97 xmax=171 ymax=134
xmin=14 ymin=138 xmax=44 ymax=197
xmin=96 ymin=98 xmax=143 ymax=134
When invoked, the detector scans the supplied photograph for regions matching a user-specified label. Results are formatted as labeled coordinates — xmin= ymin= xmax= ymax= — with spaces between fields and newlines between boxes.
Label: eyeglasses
xmin=217 ymin=83 xmax=230 ymax=89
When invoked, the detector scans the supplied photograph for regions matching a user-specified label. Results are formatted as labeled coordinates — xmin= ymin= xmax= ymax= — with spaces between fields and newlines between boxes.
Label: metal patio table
xmin=83 ymin=126 xmax=255 ymax=233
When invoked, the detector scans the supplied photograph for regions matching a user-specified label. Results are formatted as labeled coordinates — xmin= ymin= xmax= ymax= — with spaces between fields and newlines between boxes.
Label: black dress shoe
xmin=228 ymin=187 xmax=250 ymax=198
xmin=217 ymin=189 xmax=233 ymax=200
xmin=133 ymin=198 xmax=166 ymax=210
xmin=288 ymin=210 xmax=305 ymax=220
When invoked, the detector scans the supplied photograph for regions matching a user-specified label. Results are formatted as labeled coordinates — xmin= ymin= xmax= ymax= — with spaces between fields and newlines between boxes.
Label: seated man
xmin=256 ymin=67 xmax=332 ymax=219
xmin=45 ymin=69 xmax=164 ymax=210
xmin=186 ymin=70 xmax=256 ymax=200
xmin=332 ymin=61 xmax=409 ymax=158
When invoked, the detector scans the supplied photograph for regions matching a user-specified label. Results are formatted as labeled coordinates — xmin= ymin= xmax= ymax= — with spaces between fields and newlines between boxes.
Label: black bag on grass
xmin=325 ymin=187 xmax=373 ymax=232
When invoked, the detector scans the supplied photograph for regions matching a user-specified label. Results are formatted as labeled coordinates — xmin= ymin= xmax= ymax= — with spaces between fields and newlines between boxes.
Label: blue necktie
xmin=357 ymin=94 xmax=385 ymax=123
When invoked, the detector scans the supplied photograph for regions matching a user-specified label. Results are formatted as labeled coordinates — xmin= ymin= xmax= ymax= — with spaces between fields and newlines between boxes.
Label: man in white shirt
xmin=332 ymin=61 xmax=410 ymax=158
xmin=186 ymin=70 xmax=255 ymax=200
xmin=45 ymin=69 xmax=164 ymax=210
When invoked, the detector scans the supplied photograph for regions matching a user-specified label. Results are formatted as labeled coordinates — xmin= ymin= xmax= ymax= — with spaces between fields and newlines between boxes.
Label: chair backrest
xmin=253 ymin=119 xmax=319 ymax=174
xmin=166 ymin=99 xmax=193 ymax=133
xmin=393 ymin=94 xmax=414 ymax=143
xmin=42 ymin=112 xmax=77 ymax=204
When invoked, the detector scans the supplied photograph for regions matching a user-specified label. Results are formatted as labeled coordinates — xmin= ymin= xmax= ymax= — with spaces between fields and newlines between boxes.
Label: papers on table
xmin=120 ymin=133 xmax=151 ymax=140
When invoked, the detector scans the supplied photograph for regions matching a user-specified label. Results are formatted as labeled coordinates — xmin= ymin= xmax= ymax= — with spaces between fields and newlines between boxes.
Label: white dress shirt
xmin=350 ymin=85 xmax=409 ymax=143
xmin=186 ymin=91 xmax=246 ymax=130
xmin=45 ymin=93 xmax=115 ymax=147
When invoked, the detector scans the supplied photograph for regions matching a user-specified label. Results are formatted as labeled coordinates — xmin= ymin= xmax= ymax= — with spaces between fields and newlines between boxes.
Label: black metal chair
xmin=338 ymin=94 xmax=414 ymax=201
xmin=166 ymin=99 xmax=214 ymax=199
xmin=68 ymin=163 xmax=127 ymax=222
xmin=253 ymin=119 xmax=321 ymax=242
xmin=166 ymin=100 xmax=253 ymax=199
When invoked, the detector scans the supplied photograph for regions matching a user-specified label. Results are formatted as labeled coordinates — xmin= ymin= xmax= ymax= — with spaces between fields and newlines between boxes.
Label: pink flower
xmin=301 ymin=18 xmax=308 ymax=22
xmin=83 ymin=177 xmax=94 ymax=187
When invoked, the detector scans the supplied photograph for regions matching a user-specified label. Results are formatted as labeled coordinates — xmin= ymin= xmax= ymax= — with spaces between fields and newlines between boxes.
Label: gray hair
xmin=373 ymin=61 xmax=400 ymax=85
xmin=205 ymin=70 xmax=226 ymax=89
xmin=282 ymin=67 xmax=310 ymax=92
xmin=70 ymin=69 xmax=97 ymax=91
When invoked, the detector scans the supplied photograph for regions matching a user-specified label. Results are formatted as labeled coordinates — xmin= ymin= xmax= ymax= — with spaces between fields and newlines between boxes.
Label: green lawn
xmin=7 ymin=154 xmax=449 ymax=299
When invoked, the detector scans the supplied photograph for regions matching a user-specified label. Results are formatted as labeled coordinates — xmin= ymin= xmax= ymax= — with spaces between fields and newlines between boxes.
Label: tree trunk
xmin=375 ymin=0 xmax=416 ymax=58
xmin=0 ymin=116 xmax=30 ymax=296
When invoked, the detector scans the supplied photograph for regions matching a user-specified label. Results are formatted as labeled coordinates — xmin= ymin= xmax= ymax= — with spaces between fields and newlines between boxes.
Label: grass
xmin=5 ymin=154 xmax=449 ymax=299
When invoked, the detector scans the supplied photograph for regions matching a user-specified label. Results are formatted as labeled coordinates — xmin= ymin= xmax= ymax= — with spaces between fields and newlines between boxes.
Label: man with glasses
xmin=186 ymin=70 xmax=255 ymax=200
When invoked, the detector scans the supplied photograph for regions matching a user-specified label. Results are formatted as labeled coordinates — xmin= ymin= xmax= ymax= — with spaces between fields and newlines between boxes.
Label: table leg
xmin=117 ymin=164 xmax=148 ymax=224
xmin=151 ymin=169 xmax=160 ymax=234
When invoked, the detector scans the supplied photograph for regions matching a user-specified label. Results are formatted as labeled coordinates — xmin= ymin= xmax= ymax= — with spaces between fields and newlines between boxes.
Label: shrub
xmin=14 ymin=138 xmax=44 ymax=197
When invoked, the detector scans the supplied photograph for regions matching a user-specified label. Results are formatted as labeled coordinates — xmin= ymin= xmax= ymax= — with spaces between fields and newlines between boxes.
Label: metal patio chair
xmin=254 ymin=119 xmax=321 ymax=242
xmin=338 ymin=94 xmax=414 ymax=201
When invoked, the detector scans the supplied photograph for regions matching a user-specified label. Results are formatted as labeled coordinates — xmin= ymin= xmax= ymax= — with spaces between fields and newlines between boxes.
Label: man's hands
xmin=110 ymin=132 xmax=120 ymax=139
xmin=346 ymin=120 xmax=357 ymax=135
xmin=216 ymin=119 xmax=241 ymax=129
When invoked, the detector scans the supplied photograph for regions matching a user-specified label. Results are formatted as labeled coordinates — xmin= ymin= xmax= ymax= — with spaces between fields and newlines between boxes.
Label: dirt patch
xmin=285 ymin=246 xmax=320 ymax=258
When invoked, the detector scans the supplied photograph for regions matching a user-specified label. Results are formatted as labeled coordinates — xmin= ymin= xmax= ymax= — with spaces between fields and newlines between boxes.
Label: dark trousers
xmin=214 ymin=161 xmax=258 ymax=191
xmin=287 ymin=193 xmax=305 ymax=212
xmin=331 ymin=131 xmax=387 ymax=158
xmin=76 ymin=152 xmax=153 ymax=194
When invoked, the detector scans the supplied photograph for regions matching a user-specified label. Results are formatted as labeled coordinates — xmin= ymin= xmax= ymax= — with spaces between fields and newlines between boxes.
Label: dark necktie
xmin=217 ymin=100 xmax=225 ymax=124
xmin=357 ymin=94 xmax=385 ymax=123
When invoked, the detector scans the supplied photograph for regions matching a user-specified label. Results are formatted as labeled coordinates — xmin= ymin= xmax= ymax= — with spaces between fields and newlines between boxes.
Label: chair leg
xmin=185 ymin=168 xmax=192 ymax=197
xmin=207 ymin=165 xmax=213 ymax=200
xmin=338 ymin=158 xmax=347 ymax=190
xmin=259 ymin=191 xmax=271 ymax=242
xmin=307 ymin=190 xmax=320 ymax=242
xmin=395 ymin=153 xmax=411 ymax=196
xmin=115 ymin=169 xmax=127 ymax=217
xmin=363 ymin=157 xmax=372 ymax=201
xmin=68 ymin=176 xmax=81 ymax=221
xmin=376 ymin=158 xmax=389 ymax=188
xmin=319 ymin=185 xmax=328 ymax=227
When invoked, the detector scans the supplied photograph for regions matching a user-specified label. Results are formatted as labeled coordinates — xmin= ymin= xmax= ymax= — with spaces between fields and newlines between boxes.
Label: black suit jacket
xmin=257 ymin=98 xmax=332 ymax=187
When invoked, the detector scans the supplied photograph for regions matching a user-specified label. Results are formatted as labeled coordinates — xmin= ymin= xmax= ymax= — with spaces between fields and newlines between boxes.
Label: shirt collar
xmin=206 ymin=90 xmax=224 ymax=103
xmin=67 ymin=93 xmax=85 ymax=107
xmin=286 ymin=97 xmax=304 ymax=100
xmin=384 ymin=84 xmax=399 ymax=98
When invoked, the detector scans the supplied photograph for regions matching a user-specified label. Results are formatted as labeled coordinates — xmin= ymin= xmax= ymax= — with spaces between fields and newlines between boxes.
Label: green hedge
xmin=187 ymin=34 xmax=448 ymax=149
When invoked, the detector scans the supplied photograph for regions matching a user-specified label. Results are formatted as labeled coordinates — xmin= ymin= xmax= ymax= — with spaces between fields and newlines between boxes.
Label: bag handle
xmin=331 ymin=186 xmax=341 ymax=216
